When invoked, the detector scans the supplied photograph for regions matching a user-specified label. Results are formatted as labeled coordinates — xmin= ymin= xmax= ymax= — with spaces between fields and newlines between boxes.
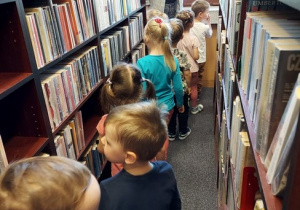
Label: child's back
xmin=99 ymin=102 xmax=181 ymax=210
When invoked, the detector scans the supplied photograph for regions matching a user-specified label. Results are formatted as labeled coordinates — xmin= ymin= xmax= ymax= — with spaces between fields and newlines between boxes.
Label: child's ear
xmin=125 ymin=151 xmax=137 ymax=164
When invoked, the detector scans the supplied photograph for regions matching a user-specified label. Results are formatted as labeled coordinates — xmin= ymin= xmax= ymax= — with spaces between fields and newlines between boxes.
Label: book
xmin=259 ymin=44 xmax=300 ymax=162
xmin=265 ymin=74 xmax=300 ymax=185
xmin=0 ymin=135 xmax=8 ymax=173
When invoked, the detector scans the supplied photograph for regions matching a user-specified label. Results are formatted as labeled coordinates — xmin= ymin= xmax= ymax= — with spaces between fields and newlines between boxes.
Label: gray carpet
xmin=168 ymin=87 xmax=218 ymax=210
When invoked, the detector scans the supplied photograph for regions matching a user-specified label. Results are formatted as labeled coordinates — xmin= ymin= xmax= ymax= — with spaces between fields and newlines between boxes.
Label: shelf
xmin=221 ymin=79 xmax=231 ymax=140
xmin=0 ymin=72 xmax=32 ymax=99
xmin=237 ymin=80 xmax=282 ymax=210
xmin=52 ymin=80 xmax=103 ymax=135
xmin=5 ymin=136 xmax=48 ymax=162
xmin=78 ymin=115 xmax=101 ymax=158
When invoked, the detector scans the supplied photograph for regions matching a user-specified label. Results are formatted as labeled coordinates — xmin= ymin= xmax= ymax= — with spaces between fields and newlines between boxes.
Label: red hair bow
xmin=154 ymin=18 xmax=162 ymax=28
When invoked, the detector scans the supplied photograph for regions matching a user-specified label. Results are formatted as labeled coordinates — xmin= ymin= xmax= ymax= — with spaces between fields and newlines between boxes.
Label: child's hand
xmin=206 ymin=13 xmax=211 ymax=24
xmin=178 ymin=105 xmax=185 ymax=113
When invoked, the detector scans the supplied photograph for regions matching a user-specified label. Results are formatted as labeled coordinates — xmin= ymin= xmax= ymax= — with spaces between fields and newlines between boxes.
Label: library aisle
xmin=168 ymin=87 xmax=217 ymax=210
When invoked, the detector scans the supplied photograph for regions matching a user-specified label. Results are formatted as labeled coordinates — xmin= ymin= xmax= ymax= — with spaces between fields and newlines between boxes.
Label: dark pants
xmin=164 ymin=2 xmax=177 ymax=18
xmin=168 ymin=93 xmax=189 ymax=134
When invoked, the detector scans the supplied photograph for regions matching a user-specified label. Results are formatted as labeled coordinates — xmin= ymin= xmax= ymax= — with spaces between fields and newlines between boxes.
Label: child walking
xmin=99 ymin=101 xmax=181 ymax=210
xmin=190 ymin=0 xmax=212 ymax=95
xmin=96 ymin=63 xmax=169 ymax=176
xmin=137 ymin=17 xmax=184 ymax=159
xmin=0 ymin=156 xmax=101 ymax=210
xmin=168 ymin=18 xmax=192 ymax=141
xmin=176 ymin=10 xmax=204 ymax=114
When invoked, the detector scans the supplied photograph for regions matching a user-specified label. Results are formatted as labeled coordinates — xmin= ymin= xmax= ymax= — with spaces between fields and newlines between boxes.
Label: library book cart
xmin=0 ymin=0 xmax=147 ymax=179
xmin=214 ymin=0 xmax=300 ymax=209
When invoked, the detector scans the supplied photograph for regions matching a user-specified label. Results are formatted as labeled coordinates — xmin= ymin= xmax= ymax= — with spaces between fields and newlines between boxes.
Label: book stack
xmin=24 ymin=0 xmax=96 ymax=68
xmin=41 ymin=46 xmax=101 ymax=131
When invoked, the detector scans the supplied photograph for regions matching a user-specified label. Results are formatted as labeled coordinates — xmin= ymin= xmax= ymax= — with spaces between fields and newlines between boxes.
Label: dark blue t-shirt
xmin=99 ymin=161 xmax=181 ymax=210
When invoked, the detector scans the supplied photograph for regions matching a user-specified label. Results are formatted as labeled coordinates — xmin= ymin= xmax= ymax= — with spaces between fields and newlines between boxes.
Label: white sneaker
xmin=191 ymin=104 xmax=204 ymax=114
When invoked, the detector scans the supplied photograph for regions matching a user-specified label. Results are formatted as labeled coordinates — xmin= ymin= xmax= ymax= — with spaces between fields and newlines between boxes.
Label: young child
xmin=176 ymin=10 xmax=204 ymax=114
xmin=190 ymin=0 xmax=212 ymax=96
xmin=168 ymin=18 xmax=192 ymax=141
xmin=137 ymin=17 xmax=184 ymax=159
xmin=146 ymin=8 xmax=168 ymax=22
xmin=99 ymin=101 xmax=181 ymax=210
xmin=97 ymin=63 xmax=169 ymax=176
xmin=0 ymin=156 xmax=100 ymax=210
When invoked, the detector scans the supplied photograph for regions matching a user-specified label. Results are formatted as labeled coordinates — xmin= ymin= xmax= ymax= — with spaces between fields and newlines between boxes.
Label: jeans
xmin=164 ymin=2 xmax=177 ymax=18
xmin=168 ymin=94 xmax=190 ymax=134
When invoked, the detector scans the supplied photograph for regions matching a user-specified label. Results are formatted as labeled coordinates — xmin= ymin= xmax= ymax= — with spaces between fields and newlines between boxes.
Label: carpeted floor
xmin=168 ymin=87 xmax=217 ymax=210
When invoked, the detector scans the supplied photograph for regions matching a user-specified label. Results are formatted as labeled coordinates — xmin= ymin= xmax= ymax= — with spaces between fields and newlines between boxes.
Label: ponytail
xmin=145 ymin=18 xmax=176 ymax=71
xmin=161 ymin=23 xmax=176 ymax=71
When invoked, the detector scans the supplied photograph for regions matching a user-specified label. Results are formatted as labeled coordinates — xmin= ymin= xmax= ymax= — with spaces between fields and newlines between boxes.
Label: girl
xmin=97 ymin=63 xmax=167 ymax=176
xmin=176 ymin=10 xmax=204 ymax=114
xmin=137 ymin=17 xmax=184 ymax=159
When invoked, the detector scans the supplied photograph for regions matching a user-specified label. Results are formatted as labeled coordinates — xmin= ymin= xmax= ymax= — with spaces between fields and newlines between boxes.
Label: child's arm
xmin=192 ymin=47 xmax=200 ymax=60
xmin=206 ymin=13 xmax=213 ymax=38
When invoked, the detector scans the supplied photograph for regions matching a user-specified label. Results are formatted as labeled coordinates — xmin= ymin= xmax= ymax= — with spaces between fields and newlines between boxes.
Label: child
xmin=176 ymin=10 xmax=204 ymax=114
xmin=190 ymin=0 xmax=212 ymax=95
xmin=97 ymin=63 xmax=168 ymax=176
xmin=137 ymin=17 xmax=184 ymax=159
xmin=0 ymin=156 xmax=100 ymax=210
xmin=99 ymin=101 xmax=181 ymax=210
xmin=168 ymin=18 xmax=192 ymax=141
xmin=146 ymin=8 xmax=169 ymax=22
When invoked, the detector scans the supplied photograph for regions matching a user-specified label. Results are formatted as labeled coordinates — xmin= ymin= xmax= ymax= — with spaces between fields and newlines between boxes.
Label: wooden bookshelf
xmin=237 ymin=80 xmax=282 ymax=210
xmin=214 ymin=0 xmax=300 ymax=209
xmin=0 ymin=0 xmax=146 ymax=174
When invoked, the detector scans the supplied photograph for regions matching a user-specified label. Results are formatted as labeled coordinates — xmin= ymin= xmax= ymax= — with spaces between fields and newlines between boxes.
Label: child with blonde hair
xmin=191 ymin=0 xmax=212 ymax=95
xmin=99 ymin=101 xmax=181 ymax=210
xmin=146 ymin=8 xmax=168 ymax=22
xmin=0 ymin=156 xmax=101 ymax=210
xmin=97 ymin=63 xmax=169 ymax=176
xmin=137 ymin=17 xmax=184 ymax=159
xmin=176 ymin=9 xmax=203 ymax=114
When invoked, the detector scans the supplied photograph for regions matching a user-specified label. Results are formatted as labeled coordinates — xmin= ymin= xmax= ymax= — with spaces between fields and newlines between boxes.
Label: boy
xmin=190 ymin=0 xmax=213 ymax=96
xmin=0 ymin=156 xmax=101 ymax=210
xmin=168 ymin=18 xmax=192 ymax=140
xmin=99 ymin=101 xmax=181 ymax=210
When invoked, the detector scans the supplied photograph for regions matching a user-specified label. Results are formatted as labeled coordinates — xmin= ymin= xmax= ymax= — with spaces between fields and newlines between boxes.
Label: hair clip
xmin=141 ymin=77 xmax=145 ymax=82
xmin=164 ymin=36 xmax=168 ymax=40
xmin=154 ymin=18 xmax=162 ymax=28
xmin=106 ymin=78 xmax=112 ymax=85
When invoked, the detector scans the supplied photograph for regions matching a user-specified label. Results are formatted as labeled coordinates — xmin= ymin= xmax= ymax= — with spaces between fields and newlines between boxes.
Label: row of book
xmin=54 ymin=115 xmax=105 ymax=179
xmin=94 ymin=0 xmax=141 ymax=32
xmin=222 ymin=0 xmax=291 ymax=56
xmin=41 ymin=46 xmax=101 ymax=131
xmin=25 ymin=0 xmax=96 ymax=68
xmin=24 ymin=0 xmax=142 ymax=69
xmin=131 ymin=43 xmax=146 ymax=64
xmin=239 ymin=11 xmax=300 ymax=163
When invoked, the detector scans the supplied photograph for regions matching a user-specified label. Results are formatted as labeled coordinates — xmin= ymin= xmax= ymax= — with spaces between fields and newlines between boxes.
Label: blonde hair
xmin=144 ymin=17 xmax=176 ymax=71
xmin=0 ymin=156 xmax=92 ymax=210
xmin=191 ymin=0 xmax=210 ymax=17
xmin=146 ymin=9 xmax=169 ymax=22
xmin=169 ymin=18 xmax=184 ymax=45
xmin=105 ymin=101 xmax=168 ymax=161
xmin=100 ymin=63 xmax=156 ymax=113
xmin=176 ymin=10 xmax=195 ymax=30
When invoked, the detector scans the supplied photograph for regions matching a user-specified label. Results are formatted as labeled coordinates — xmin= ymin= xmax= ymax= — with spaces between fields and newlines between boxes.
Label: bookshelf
xmin=0 ymin=0 xmax=146 ymax=176
xmin=215 ymin=0 xmax=300 ymax=209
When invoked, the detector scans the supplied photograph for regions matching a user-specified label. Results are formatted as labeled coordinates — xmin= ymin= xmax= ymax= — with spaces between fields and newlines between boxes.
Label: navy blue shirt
xmin=99 ymin=161 xmax=181 ymax=210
